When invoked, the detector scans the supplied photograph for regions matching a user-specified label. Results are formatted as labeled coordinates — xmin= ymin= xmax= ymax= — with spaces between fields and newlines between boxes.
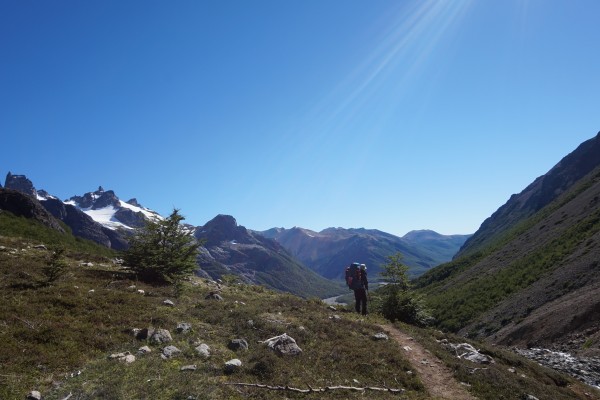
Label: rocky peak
xmin=127 ymin=198 xmax=142 ymax=207
xmin=68 ymin=188 xmax=119 ymax=210
xmin=4 ymin=172 xmax=36 ymax=197
xmin=92 ymin=190 xmax=119 ymax=209
xmin=195 ymin=214 xmax=249 ymax=246
xmin=36 ymin=190 xmax=54 ymax=200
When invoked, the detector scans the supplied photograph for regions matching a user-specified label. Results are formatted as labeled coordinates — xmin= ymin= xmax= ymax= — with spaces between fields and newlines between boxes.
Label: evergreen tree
xmin=42 ymin=245 xmax=68 ymax=284
xmin=378 ymin=252 xmax=432 ymax=326
xmin=124 ymin=209 xmax=200 ymax=283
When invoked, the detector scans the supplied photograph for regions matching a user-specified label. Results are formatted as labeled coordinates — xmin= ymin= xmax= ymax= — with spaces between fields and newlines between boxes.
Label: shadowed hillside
xmin=416 ymin=132 xmax=600 ymax=354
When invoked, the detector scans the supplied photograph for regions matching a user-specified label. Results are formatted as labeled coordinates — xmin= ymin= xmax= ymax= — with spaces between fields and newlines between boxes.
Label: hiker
xmin=346 ymin=262 xmax=369 ymax=315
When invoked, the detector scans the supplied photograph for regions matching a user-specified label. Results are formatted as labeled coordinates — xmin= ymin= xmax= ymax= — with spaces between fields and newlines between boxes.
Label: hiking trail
xmin=378 ymin=324 xmax=477 ymax=400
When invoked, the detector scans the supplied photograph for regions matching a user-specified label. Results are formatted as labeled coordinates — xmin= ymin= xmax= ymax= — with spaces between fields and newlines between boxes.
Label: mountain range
xmin=258 ymin=227 xmax=470 ymax=279
xmin=416 ymin=131 xmax=600 ymax=355
xmin=0 ymin=172 xmax=468 ymax=297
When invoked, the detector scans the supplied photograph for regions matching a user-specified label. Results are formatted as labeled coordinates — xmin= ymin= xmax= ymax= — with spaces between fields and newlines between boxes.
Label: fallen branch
xmin=466 ymin=367 xmax=488 ymax=374
xmin=224 ymin=382 xmax=404 ymax=394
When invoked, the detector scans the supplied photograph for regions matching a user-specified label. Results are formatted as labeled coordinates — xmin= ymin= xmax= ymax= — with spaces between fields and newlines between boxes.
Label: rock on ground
xmin=224 ymin=358 xmax=242 ymax=374
xmin=262 ymin=333 xmax=302 ymax=356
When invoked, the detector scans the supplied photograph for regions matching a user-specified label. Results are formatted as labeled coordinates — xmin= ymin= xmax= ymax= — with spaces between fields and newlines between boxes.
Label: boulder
xmin=176 ymin=323 xmax=192 ymax=334
xmin=195 ymin=343 xmax=210 ymax=358
xmin=224 ymin=358 xmax=242 ymax=374
xmin=205 ymin=292 xmax=223 ymax=301
xmin=163 ymin=299 xmax=175 ymax=307
xmin=262 ymin=333 xmax=302 ymax=356
xmin=372 ymin=332 xmax=389 ymax=341
xmin=138 ymin=346 xmax=152 ymax=354
xmin=180 ymin=364 xmax=197 ymax=371
xmin=150 ymin=329 xmax=173 ymax=344
xmin=452 ymin=343 xmax=494 ymax=364
xmin=109 ymin=351 xmax=136 ymax=363
xmin=228 ymin=338 xmax=248 ymax=351
xmin=26 ymin=390 xmax=42 ymax=400
xmin=162 ymin=345 xmax=182 ymax=359
xmin=134 ymin=327 xmax=155 ymax=340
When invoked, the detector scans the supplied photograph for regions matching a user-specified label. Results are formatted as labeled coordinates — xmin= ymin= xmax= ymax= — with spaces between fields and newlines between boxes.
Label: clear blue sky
xmin=1 ymin=1 xmax=598 ymax=236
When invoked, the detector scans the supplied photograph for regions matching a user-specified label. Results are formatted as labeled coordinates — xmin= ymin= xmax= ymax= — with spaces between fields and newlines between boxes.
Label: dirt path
xmin=378 ymin=324 xmax=477 ymax=400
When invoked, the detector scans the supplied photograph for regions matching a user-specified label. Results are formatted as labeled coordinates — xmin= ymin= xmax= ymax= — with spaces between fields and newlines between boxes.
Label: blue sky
xmin=1 ymin=0 xmax=598 ymax=236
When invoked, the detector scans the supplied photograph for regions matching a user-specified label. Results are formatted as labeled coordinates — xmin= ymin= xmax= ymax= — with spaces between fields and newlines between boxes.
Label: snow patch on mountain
xmin=65 ymin=189 xmax=163 ymax=231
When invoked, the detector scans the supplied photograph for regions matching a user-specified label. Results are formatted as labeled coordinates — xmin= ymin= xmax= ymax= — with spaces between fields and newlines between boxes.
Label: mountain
xmin=416 ymin=131 xmax=600 ymax=353
xmin=402 ymin=229 xmax=472 ymax=263
xmin=195 ymin=215 xmax=342 ymax=298
xmin=457 ymin=132 xmax=600 ymax=258
xmin=65 ymin=186 xmax=162 ymax=230
xmin=258 ymin=227 xmax=470 ymax=280
xmin=3 ymin=173 xmax=141 ymax=249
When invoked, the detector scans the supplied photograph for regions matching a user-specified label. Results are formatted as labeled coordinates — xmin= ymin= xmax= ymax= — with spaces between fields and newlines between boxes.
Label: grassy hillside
xmin=1 ymin=217 xmax=597 ymax=399
xmin=414 ymin=166 xmax=600 ymax=343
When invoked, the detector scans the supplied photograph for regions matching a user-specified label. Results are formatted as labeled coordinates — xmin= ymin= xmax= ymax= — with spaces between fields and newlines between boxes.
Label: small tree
xmin=378 ymin=252 xmax=432 ymax=326
xmin=124 ymin=209 xmax=200 ymax=284
xmin=42 ymin=245 xmax=68 ymax=284
xmin=380 ymin=252 xmax=410 ymax=290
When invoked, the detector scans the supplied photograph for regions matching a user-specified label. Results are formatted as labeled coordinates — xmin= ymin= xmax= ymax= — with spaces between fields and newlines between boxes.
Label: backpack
xmin=345 ymin=262 xmax=363 ymax=290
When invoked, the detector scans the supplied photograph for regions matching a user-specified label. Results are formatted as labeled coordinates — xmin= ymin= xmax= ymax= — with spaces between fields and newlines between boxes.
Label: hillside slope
xmin=416 ymin=132 xmax=600 ymax=353
xmin=457 ymin=132 xmax=600 ymax=258
xmin=1 ymin=218 xmax=597 ymax=399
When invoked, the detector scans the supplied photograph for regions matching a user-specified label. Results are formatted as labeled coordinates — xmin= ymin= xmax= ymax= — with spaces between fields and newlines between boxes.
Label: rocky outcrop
xmin=127 ymin=198 xmax=142 ymax=207
xmin=0 ymin=188 xmax=65 ymax=233
xmin=113 ymin=208 xmax=146 ymax=228
xmin=100 ymin=227 xmax=129 ymax=250
xmin=4 ymin=172 xmax=36 ymax=197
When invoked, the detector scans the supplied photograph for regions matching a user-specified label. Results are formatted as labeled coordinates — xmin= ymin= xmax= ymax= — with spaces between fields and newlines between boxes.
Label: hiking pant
xmin=354 ymin=288 xmax=367 ymax=315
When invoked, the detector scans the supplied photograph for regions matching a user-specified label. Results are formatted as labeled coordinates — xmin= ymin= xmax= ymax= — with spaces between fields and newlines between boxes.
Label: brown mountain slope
xmin=456 ymin=165 xmax=600 ymax=349
xmin=417 ymin=132 xmax=600 ymax=355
